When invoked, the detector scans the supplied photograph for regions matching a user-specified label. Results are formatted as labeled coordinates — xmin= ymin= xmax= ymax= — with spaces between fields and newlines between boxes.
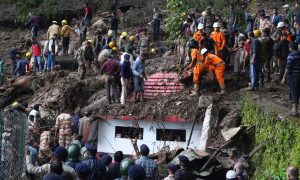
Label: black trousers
xmin=153 ymin=25 xmax=160 ymax=41
xmin=288 ymin=74 xmax=300 ymax=104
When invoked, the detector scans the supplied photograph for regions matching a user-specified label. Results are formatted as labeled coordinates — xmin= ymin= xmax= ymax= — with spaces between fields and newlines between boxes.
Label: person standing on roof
xmin=61 ymin=20 xmax=74 ymax=55
xmin=210 ymin=22 xmax=226 ymax=58
xmin=120 ymin=54 xmax=133 ymax=107
xmin=135 ymin=144 xmax=159 ymax=179
xmin=84 ymin=3 xmax=93 ymax=27
xmin=133 ymin=53 xmax=148 ymax=102
xmin=100 ymin=57 xmax=121 ymax=104
xmin=193 ymin=23 xmax=204 ymax=44
xmin=152 ymin=7 xmax=162 ymax=41
xmin=201 ymin=48 xmax=226 ymax=94
xmin=47 ymin=21 xmax=61 ymax=56
xmin=188 ymin=40 xmax=204 ymax=96
xmin=111 ymin=11 xmax=119 ymax=42
xmin=25 ymin=13 xmax=39 ymax=38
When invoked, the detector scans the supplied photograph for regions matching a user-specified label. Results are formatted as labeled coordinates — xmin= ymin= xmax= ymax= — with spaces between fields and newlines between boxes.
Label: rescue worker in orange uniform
xmin=193 ymin=23 xmax=204 ymax=45
xmin=201 ymin=48 xmax=226 ymax=94
xmin=188 ymin=40 xmax=205 ymax=96
xmin=210 ymin=22 xmax=226 ymax=58
xmin=277 ymin=21 xmax=292 ymax=42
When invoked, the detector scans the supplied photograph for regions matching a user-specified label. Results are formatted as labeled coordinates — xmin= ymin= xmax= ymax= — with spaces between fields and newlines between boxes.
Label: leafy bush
xmin=164 ymin=0 xmax=228 ymax=40
xmin=242 ymin=96 xmax=300 ymax=179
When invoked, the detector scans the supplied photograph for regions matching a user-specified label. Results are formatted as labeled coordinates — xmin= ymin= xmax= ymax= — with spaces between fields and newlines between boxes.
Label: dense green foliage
xmin=242 ymin=96 xmax=300 ymax=179
xmin=2 ymin=0 xmax=55 ymax=22
xmin=165 ymin=0 xmax=228 ymax=40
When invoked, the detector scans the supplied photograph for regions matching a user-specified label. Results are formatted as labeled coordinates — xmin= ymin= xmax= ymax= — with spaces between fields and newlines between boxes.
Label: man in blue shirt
xmin=270 ymin=7 xmax=282 ymax=27
xmin=14 ymin=55 xmax=26 ymax=77
xmin=282 ymin=42 xmax=300 ymax=117
xmin=135 ymin=144 xmax=159 ymax=179
xmin=82 ymin=144 xmax=107 ymax=180
xmin=132 ymin=53 xmax=148 ymax=102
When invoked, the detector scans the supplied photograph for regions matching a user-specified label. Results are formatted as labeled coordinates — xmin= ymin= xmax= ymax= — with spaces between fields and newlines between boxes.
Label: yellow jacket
xmin=61 ymin=25 xmax=73 ymax=37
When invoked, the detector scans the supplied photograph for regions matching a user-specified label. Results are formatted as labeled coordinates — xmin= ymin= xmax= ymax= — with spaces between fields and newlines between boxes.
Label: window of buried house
xmin=115 ymin=126 xmax=144 ymax=139
xmin=156 ymin=129 xmax=186 ymax=142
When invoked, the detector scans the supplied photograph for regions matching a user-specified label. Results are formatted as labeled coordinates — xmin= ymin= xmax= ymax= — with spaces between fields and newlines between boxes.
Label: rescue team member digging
xmin=201 ymin=48 xmax=226 ymax=94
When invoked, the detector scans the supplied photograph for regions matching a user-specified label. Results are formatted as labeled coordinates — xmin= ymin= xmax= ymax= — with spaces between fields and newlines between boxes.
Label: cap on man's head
xmin=53 ymin=21 xmax=58 ymax=24
xmin=178 ymin=155 xmax=190 ymax=165
xmin=167 ymin=163 xmax=178 ymax=172
xmin=124 ymin=54 xmax=130 ymax=61
xmin=101 ymin=154 xmax=112 ymax=166
xmin=128 ymin=164 xmax=146 ymax=180
xmin=85 ymin=144 xmax=97 ymax=153
xmin=140 ymin=144 xmax=150 ymax=156
xmin=75 ymin=163 xmax=91 ymax=178
xmin=53 ymin=146 xmax=68 ymax=161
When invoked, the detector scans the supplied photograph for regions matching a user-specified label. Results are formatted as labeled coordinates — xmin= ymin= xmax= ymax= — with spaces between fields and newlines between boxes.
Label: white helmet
xmin=213 ymin=22 xmax=220 ymax=28
xmin=282 ymin=4 xmax=289 ymax=8
xmin=226 ymin=170 xmax=237 ymax=179
xmin=277 ymin=22 xmax=286 ymax=28
xmin=197 ymin=23 xmax=204 ymax=30
xmin=200 ymin=48 xmax=208 ymax=55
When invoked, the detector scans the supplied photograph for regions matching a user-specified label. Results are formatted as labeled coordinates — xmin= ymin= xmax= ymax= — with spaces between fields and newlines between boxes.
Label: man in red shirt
xmin=32 ymin=40 xmax=42 ymax=73
xmin=84 ymin=3 xmax=93 ymax=27
xmin=100 ymin=58 xmax=121 ymax=104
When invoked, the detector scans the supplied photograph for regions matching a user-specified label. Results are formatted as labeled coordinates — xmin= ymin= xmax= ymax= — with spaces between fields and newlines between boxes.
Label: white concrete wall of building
xmin=97 ymin=119 xmax=202 ymax=155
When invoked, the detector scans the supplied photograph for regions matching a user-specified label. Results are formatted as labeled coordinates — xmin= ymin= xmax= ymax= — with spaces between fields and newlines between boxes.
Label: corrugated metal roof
xmin=144 ymin=72 xmax=184 ymax=99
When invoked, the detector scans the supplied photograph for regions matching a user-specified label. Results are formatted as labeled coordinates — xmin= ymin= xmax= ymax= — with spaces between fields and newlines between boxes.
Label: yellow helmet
xmin=108 ymin=41 xmax=115 ymax=48
xmin=150 ymin=48 xmax=156 ymax=54
xmin=11 ymin=101 xmax=19 ymax=108
xmin=120 ymin=32 xmax=128 ymax=38
xmin=112 ymin=47 xmax=118 ymax=52
xmin=61 ymin=20 xmax=67 ymax=25
xmin=108 ymin=30 xmax=113 ymax=37
xmin=87 ymin=39 xmax=93 ymax=44
xmin=253 ymin=30 xmax=261 ymax=37
xmin=129 ymin=36 xmax=135 ymax=42
xmin=25 ymin=51 xmax=31 ymax=58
